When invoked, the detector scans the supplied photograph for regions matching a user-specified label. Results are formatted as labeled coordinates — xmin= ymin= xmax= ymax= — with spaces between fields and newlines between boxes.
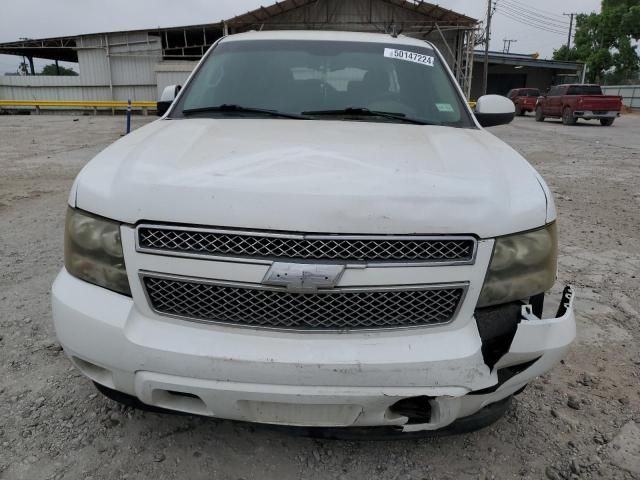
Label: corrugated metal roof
xmin=226 ymin=0 xmax=477 ymax=27
xmin=0 ymin=0 xmax=477 ymax=59
xmin=474 ymin=50 xmax=582 ymax=71
xmin=0 ymin=36 xmax=78 ymax=62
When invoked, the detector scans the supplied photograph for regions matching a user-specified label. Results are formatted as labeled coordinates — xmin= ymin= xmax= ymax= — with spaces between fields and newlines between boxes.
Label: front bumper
xmin=52 ymin=269 xmax=575 ymax=432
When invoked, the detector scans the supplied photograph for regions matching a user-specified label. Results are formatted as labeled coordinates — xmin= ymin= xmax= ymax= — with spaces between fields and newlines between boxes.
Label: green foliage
xmin=40 ymin=64 xmax=78 ymax=76
xmin=552 ymin=45 xmax=580 ymax=62
xmin=553 ymin=0 xmax=640 ymax=83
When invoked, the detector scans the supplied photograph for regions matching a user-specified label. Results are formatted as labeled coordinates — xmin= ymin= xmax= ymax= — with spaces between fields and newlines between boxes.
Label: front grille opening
xmin=389 ymin=396 xmax=433 ymax=424
xmin=167 ymin=390 xmax=200 ymax=399
xmin=142 ymin=275 xmax=465 ymax=331
xmin=137 ymin=226 xmax=475 ymax=264
xmin=150 ymin=389 xmax=208 ymax=415
xmin=72 ymin=357 xmax=114 ymax=388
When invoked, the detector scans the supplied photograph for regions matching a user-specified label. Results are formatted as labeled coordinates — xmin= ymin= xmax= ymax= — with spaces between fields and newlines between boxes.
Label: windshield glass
xmin=172 ymin=39 xmax=474 ymax=128
xmin=566 ymin=85 xmax=603 ymax=95
xmin=520 ymin=89 xmax=540 ymax=97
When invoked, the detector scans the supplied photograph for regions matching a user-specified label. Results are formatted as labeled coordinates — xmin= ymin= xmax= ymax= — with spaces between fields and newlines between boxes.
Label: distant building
xmin=0 ymin=0 xmax=478 ymax=105
xmin=0 ymin=1 xmax=585 ymax=108
xmin=471 ymin=51 xmax=584 ymax=99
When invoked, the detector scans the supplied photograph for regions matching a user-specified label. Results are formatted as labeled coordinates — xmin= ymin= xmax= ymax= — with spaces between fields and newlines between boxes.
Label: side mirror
xmin=157 ymin=84 xmax=181 ymax=116
xmin=474 ymin=95 xmax=515 ymax=127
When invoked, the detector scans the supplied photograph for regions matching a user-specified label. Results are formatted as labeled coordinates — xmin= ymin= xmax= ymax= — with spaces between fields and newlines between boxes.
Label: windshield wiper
xmin=182 ymin=104 xmax=310 ymax=120
xmin=302 ymin=107 xmax=440 ymax=126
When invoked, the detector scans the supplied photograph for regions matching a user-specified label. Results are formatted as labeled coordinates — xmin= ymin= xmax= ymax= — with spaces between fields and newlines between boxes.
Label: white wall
xmin=0 ymin=31 xmax=162 ymax=103
xmin=155 ymin=61 xmax=198 ymax=97
xmin=602 ymin=85 xmax=640 ymax=109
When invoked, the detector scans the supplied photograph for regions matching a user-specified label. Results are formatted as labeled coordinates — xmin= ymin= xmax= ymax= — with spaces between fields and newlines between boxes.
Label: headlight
xmin=477 ymin=222 xmax=557 ymax=308
xmin=64 ymin=208 xmax=131 ymax=296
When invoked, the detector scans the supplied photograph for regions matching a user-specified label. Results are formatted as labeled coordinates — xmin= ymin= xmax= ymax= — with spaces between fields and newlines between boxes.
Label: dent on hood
xmin=73 ymin=119 xmax=549 ymax=237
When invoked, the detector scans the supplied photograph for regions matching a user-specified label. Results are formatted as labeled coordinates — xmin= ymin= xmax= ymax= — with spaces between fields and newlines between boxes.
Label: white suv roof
xmin=219 ymin=30 xmax=435 ymax=49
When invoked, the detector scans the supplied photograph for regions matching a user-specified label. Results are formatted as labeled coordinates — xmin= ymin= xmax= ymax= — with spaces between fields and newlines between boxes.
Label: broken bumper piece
xmin=403 ymin=286 xmax=576 ymax=432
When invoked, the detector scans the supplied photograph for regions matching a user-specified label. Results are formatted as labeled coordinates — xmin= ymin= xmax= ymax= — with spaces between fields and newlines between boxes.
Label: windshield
xmin=520 ymin=89 xmax=540 ymax=97
xmin=566 ymin=85 xmax=603 ymax=95
xmin=171 ymin=39 xmax=474 ymax=128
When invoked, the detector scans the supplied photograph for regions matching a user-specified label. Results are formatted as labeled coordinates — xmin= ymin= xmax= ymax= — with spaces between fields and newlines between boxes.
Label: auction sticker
xmin=436 ymin=103 xmax=454 ymax=112
xmin=384 ymin=48 xmax=434 ymax=67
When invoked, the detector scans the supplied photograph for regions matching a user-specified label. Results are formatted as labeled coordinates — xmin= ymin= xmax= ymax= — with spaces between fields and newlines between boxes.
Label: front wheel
xmin=535 ymin=106 xmax=545 ymax=122
xmin=515 ymin=105 xmax=524 ymax=116
xmin=562 ymin=107 xmax=577 ymax=125
xmin=600 ymin=118 xmax=615 ymax=126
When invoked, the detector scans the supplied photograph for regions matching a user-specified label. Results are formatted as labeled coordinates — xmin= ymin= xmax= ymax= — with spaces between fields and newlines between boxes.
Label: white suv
xmin=52 ymin=30 xmax=575 ymax=435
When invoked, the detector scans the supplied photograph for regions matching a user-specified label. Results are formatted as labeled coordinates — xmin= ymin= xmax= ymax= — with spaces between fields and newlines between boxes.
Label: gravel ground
xmin=1 ymin=113 xmax=639 ymax=480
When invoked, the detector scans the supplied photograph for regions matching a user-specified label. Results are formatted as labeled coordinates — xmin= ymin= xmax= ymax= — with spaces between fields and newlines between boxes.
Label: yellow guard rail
xmin=0 ymin=99 xmax=156 ymax=110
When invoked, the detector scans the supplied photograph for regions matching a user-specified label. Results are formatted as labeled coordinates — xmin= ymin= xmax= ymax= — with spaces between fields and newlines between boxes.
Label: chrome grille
xmin=142 ymin=275 xmax=466 ymax=331
xmin=137 ymin=226 xmax=476 ymax=264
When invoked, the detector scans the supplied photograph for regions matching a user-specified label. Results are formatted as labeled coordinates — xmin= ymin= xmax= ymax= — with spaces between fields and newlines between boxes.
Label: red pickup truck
xmin=507 ymin=88 xmax=540 ymax=116
xmin=535 ymin=84 xmax=622 ymax=126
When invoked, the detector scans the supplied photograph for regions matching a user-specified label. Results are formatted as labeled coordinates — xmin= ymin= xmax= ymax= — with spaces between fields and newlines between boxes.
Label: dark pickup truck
xmin=507 ymin=88 xmax=540 ymax=116
xmin=535 ymin=84 xmax=623 ymax=126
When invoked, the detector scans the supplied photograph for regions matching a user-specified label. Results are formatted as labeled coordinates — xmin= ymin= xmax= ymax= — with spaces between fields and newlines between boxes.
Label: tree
xmin=40 ymin=63 xmax=78 ymax=76
xmin=552 ymin=45 xmax=580 ymax=62
xmin=553 ymin=0 xmax=640 ymax=83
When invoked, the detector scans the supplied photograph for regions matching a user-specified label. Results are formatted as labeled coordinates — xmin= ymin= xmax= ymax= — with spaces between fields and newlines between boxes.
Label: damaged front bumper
xmin=405 ymin=286 xmax=576 ymax=432
xmin=52 ymin=269 xmax=575 ymax=432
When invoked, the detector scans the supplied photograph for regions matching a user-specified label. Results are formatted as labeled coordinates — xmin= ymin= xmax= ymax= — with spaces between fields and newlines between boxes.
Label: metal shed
xmin=470 ymin=51 xmax=584 ymax=99
xmin=0 ymin=0 xmax=479 ymax=109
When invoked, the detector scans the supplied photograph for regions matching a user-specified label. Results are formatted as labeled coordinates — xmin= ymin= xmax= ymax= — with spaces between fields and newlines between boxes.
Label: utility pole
xmin=482 ymin=0 xmax=495 ymax=96
xmin=563 ymin=13 xmax=577 ymax=49
xmin=503 ymin=38 xmax=517 ymax=54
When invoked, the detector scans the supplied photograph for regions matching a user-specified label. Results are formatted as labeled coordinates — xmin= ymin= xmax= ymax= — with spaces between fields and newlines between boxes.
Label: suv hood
xmin=74 ymin=119 xmax=550 ymax=237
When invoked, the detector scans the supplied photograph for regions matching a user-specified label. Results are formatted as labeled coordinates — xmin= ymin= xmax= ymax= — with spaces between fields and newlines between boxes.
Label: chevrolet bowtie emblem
xmin=262 ymin=262 xmax=345 ymax=293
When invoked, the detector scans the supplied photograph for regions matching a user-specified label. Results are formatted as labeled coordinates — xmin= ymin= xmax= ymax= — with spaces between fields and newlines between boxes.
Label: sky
xmin=0 ymin=0 xmax=602 ymax=75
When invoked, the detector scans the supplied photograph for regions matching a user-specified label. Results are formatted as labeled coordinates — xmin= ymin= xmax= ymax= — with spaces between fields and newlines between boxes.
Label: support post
xmin=126 ymin=99 xmax=132 ymax=134
xmin=105 ymin=34 xmax=115 ymax=115
xmin=482 ymin=0 xmax=493 ymax=96
xmin=563 ymin=13 xmax=576 ymax=49
xmin=464 ymin=29 xmax=476 ymax=100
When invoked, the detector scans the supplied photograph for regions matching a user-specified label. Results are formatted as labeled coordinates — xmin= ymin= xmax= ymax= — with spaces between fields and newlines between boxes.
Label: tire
xmin=535 ymin=106 xmax=545 ymax=122
xmin=600 ymin=118 xmax=615 ymax=126
xmin=515 ymin=105 xmax=523 ymax=116
xmin=562 ymin=107 xmax=577 ymax=125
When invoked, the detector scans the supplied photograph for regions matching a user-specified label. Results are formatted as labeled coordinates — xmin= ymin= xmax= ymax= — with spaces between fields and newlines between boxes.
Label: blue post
xmin=126 ymin=99 xmax=132 ymax=134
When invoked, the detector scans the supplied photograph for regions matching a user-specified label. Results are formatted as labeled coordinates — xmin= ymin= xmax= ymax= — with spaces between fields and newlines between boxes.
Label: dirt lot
xmin=1 ymin=113 xmax=639 ymax=480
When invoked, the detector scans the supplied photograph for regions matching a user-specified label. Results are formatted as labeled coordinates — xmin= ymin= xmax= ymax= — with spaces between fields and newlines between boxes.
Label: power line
xmin=495 ymin=9 xmax=568 ymax=35
xmin=499 ymin=2 xmax=569 ymax=28
xmin=494 ymin=10 xmax=568 ymax=36
xmin=495 ymin=12 xmax=567 ymax=36
xmin=498 ymin=2 xmax=570 ymax=29
xmin=493 ymin=6 xmax=568 ymax=33
xmin=501 ymin=0 xmax=571 ymax=23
